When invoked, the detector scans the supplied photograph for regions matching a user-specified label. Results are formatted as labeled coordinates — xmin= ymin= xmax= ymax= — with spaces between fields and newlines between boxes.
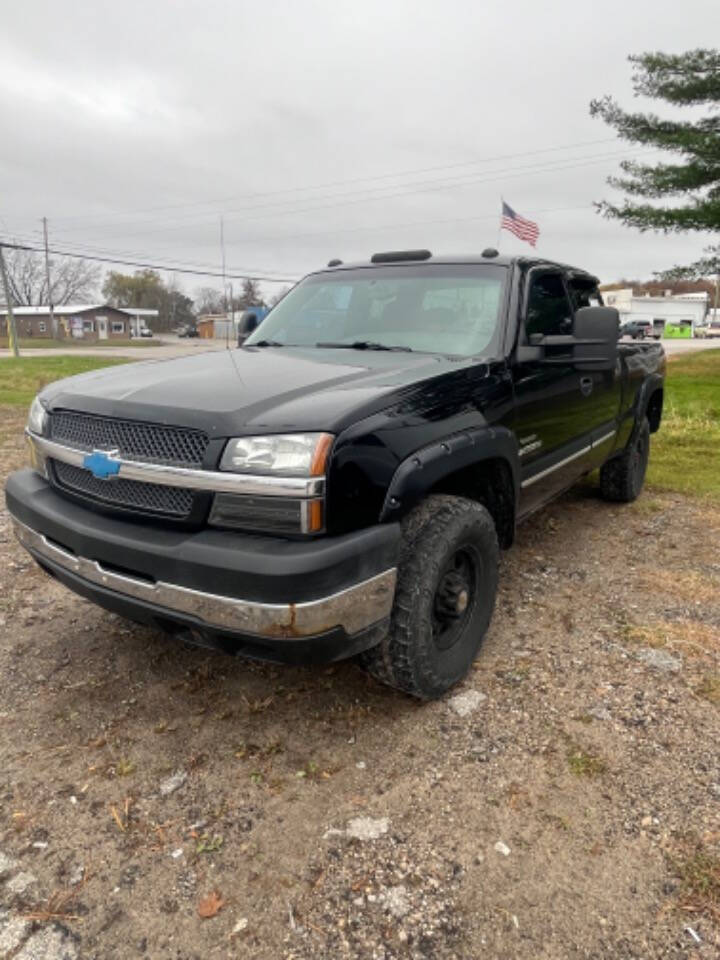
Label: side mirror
xmin=572 ymin=306 xmax=619 ymax=371
xmin=516 ymin=306 xmax=620 ymax=369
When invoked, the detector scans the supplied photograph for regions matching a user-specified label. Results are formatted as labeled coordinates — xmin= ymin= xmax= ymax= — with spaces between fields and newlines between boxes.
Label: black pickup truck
xmin=6 ymin=250 xmax=665 ymax=699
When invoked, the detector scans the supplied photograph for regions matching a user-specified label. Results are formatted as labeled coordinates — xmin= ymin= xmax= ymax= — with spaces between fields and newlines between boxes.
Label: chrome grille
xmin=53 ymin=460 xmax=194 ymax=517
xmin=49 ymin=411 xmax=209 ymax=468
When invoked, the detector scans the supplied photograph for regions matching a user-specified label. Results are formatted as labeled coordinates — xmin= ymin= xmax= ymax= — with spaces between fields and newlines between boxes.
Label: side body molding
xmin=379 ymin=426 xmax=520 ymax=522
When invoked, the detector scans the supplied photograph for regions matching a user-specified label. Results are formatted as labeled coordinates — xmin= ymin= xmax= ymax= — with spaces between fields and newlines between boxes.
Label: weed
xmin=196 ymin=834 xmax=224 ymax=855
xmin=115 ymin=757 xmax=136 ymax=777
xmin=696 ymin=674 xmax=720 ymax=705
xmin=567 ymin=746 xmax=606 ymax=777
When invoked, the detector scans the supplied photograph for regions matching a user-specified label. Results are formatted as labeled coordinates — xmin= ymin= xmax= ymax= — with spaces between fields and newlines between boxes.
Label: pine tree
xmin=590 ymin=49 xmax=720 ymax=233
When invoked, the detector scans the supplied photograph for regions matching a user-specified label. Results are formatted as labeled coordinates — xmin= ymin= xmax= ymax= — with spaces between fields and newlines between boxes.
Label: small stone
xmin=322 ymin=828 xmax=345 ymax=840
xmin=355 ymin=761 xmax=366 ymax=770
xmin=0 ymin=851 xmax=19 ymax=875
xmin=0 ymin=916 xmax=31 ymax=954
xmin=159 ymin=770 xmax=187 ymax=797
xmin=231 ymin=917 xmax=248 ymax=935
xmin=641 ymin=815 xmax=652 ymax=828
xmin=384 ymin=885 xmax=411 ymax=918
xmin=345 ymin=817 xmax=389 ymax=841
xmin=448 ymin=690 xmax=487 ymax=717
xmin=494 ymin=841 xmax=511 ymax=857
xmin=69 ymin=864 xmax=84 ymax=885
xmin=588 ymin=705 xmax=611 ymax=721
xmin=171 ymin=848 xmax=184 ymax=860
xmin=636 ymin=648 xmax=681 ymax=672
xmin=14 ymin=926 xmax=77 ymax=959
xmin=7 ymin=871 xmax=37 ymax=895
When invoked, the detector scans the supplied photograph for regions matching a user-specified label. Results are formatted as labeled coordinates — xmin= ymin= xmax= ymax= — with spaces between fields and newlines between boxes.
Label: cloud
xmin=0 ymin=0 xmax=715 ymax=295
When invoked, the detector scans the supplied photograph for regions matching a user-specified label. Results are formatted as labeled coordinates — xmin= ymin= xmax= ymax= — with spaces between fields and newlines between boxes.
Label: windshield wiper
xmin=315 ymin=340 xmax=413 ymax=352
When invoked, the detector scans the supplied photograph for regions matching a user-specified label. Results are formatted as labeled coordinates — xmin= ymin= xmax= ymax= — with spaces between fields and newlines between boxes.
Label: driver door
xmin=513 ymin=269 xmax=594 ymax=517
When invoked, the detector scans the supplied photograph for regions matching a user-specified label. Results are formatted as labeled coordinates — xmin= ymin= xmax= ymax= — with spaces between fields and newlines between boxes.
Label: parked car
xmin=620 ymin=320 xmax=650 ymax=339
xmin=139 ymin=327 xmax=153 ymax=338
xmin=705 ymin=320 xmax=720 ymax=339
xmin=7 ymin=250 xmax=665 ymax=699
xmin=177 ymin=324 xmax=199 ymax=338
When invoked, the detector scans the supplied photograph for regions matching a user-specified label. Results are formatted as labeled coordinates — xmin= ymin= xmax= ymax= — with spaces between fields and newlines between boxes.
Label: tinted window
xmin=525 ymin=273 xmax=573 ymax=338
xmin=568 ymin=278 xmax=602 ymax=310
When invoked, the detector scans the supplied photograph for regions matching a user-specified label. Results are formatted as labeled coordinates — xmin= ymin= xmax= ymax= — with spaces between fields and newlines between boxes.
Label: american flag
xmin=500 ymin=201 xmax=539 ymax=247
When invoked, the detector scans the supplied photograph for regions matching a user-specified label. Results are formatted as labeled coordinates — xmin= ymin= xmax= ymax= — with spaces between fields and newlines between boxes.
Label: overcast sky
xmin=1 ymin=0 xmax=717 ymax=300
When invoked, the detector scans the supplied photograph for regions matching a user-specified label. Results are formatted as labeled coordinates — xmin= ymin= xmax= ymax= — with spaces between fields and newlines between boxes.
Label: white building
xmin=603 ymin=288 xmax=708 ymax=335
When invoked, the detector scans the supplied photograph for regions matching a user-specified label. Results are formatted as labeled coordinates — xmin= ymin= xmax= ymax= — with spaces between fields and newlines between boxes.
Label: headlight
xmin=212 ymin=433 xmax=333 ymax=535
xmin=219 ymin=433 xmax=333 ymax=476
xmin=27 ymin=395 xmax=48 ymax=436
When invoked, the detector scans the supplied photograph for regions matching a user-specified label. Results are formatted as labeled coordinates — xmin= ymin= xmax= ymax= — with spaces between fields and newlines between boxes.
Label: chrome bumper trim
xmin=11 ymin=516 xmax=396 ymax=638
xmin=26 ymin=432 xmax=325 ymax=498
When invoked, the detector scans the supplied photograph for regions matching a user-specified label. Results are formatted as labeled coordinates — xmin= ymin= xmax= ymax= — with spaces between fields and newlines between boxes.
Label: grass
xmin=672 ymin=840 xmax=720 ymax=921
xmin=0 ymin=356 xmax=132 ymax=406
xmin=0 ymin=337 xmax=161 ymax=349
xmin=647 ymin=349 xmax=720 ymax=500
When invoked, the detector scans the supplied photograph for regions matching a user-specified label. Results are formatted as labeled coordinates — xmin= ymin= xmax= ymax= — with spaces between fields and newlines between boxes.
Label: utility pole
xmin=220 ymin=216 xmax=229 ymax=350
xmin=0 ymin=244 xmax=20 ymax=357
xmin=42 ymin=217 xmax=57 ymax=339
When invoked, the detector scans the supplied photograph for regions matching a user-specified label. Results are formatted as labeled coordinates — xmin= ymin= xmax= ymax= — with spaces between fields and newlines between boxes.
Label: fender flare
xmin=379 ymin=426 xmax=520 ymax=522
xmin=635 ymin=372 xmax=664 ymax=420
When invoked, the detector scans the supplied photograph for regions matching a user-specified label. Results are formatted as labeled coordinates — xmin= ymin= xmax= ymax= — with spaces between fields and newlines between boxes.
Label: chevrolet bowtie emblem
xmin=83 ymin=449 xmax=121 ymax=480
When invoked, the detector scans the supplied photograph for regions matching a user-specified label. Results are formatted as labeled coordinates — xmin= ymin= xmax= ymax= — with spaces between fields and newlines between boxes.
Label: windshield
xmin=245 ymin=264 xmax=507 ymax=356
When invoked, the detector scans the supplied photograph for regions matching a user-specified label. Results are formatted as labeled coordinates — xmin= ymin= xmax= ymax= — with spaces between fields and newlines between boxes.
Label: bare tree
xmin=194 ymin=286 xmax=224 ymax=315
xmin=3 ymin=247 xmax=101 ymax=305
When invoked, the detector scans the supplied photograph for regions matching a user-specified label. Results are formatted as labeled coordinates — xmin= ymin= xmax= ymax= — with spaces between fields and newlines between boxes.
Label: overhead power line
xmin=3 ymin=228 xmax=296 ymax=279
xmin=0 ymin=240 xmax=299 ymax=284
xmin=45 ymin=147 xmax=656 ymax=246
xmin=46 ymin=136 xmax=623 ymax=227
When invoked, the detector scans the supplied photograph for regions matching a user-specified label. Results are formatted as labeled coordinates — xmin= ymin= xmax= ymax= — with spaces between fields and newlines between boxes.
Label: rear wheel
xmin=599 ymin=417 xmax=650 ymax=503
xmin=359 ymin=495 xmax=498 ymax=699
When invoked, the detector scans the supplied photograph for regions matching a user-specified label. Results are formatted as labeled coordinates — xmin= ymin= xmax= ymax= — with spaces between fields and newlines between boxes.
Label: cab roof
xmin=313 ymin=251 xmax=599 ymax=285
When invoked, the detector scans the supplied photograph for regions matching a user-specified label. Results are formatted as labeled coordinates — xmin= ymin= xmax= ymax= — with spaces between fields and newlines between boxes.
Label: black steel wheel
xmin=599 ymin=416 xmax=650 ymax=503
xmin=359 ymin=495 xmax=498 ymax=699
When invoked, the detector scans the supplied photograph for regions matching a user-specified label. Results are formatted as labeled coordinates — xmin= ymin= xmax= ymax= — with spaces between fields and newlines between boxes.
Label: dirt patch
xmin=1 ymin=408 xmax=719 ymax=958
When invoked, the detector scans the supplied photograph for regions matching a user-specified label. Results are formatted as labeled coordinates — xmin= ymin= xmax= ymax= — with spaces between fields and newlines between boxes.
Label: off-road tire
xmin=359 ymin=495 xmax=499 ymax=699
xmin=599 ymin=416 xmax=650 ymax=503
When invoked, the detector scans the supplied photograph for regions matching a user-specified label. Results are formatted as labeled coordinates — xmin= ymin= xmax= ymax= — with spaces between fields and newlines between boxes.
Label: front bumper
xmin=6 ymin=470 xmax=400 ymax=663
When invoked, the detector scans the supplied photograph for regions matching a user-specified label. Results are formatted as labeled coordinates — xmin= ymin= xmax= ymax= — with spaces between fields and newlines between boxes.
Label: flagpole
xmin=496 ymin=197 xmax=503 ymax=251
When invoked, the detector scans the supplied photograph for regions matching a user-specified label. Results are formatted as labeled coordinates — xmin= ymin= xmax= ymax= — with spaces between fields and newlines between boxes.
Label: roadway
xmin=2 ymin=335 xmax=717 ymax=360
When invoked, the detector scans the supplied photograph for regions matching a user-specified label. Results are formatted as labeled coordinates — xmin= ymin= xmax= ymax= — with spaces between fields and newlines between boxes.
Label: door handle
xmin=579 ymin=376 xmax=593 ymax=396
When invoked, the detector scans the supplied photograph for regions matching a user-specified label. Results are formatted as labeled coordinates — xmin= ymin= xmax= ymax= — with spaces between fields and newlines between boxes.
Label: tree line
xmin=0 ymin=250 xmax=284 ymax=333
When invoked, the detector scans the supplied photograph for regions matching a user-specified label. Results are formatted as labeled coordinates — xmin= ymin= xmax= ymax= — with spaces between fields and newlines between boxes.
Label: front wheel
xmin=599 ymin=417 xmax=650 ymax=503
xmin=359 ymin=495 xmax=499 ymax=699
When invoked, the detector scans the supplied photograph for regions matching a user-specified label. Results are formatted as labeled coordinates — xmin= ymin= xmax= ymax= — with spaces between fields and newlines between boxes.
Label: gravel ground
xmin=0 ymin=407 xmax=718 ymax=959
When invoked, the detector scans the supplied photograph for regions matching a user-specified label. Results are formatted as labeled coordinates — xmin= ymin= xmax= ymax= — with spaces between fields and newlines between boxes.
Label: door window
xmin=525 ymin=273 xmax=573 ymax=338
xmin=568 ymin=278 xmax=602 ymax=310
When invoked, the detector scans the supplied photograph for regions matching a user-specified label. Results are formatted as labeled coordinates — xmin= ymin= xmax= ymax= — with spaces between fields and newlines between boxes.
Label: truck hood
xmin=41 ymin=346 xmax=485 ymax=436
